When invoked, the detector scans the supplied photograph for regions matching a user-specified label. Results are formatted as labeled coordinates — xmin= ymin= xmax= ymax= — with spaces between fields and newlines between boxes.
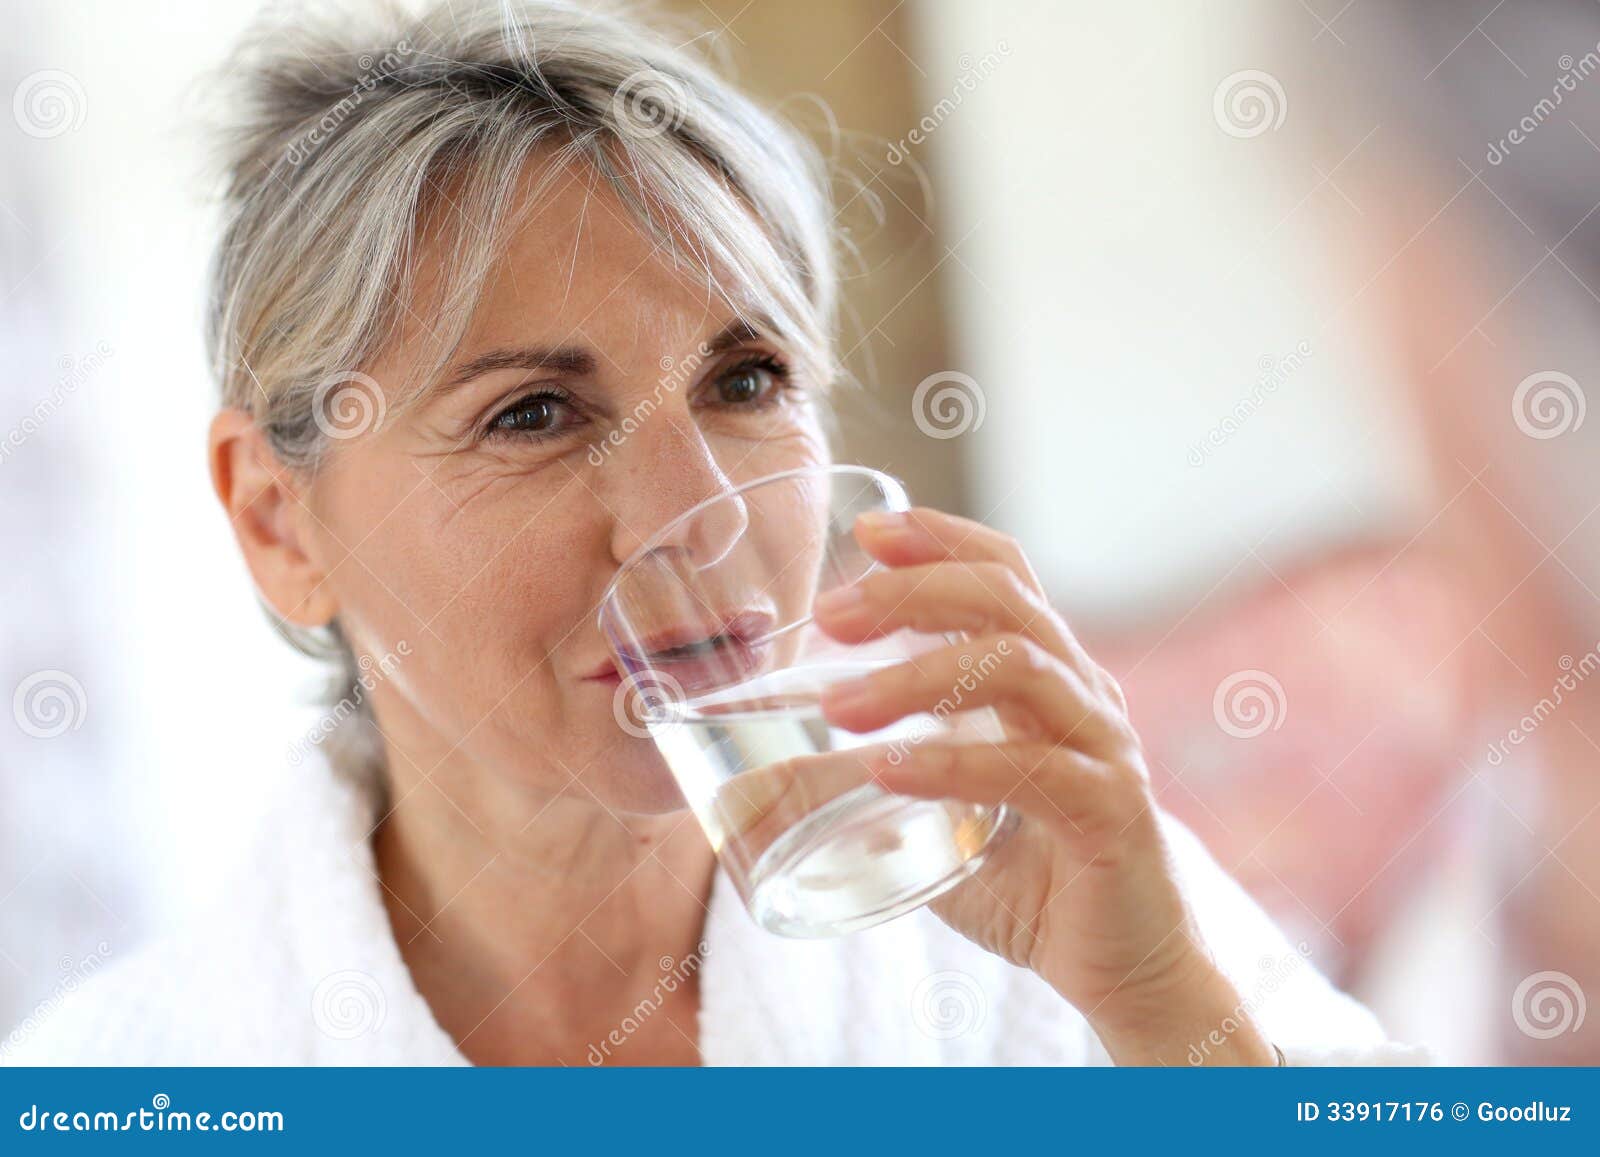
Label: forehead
xmin=408 ymin=153 xmax=738 ymax=374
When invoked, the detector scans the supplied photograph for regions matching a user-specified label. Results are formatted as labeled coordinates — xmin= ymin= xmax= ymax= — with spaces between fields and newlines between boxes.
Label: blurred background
xmin=2 ymin=0 xmax=1597 ymax=1063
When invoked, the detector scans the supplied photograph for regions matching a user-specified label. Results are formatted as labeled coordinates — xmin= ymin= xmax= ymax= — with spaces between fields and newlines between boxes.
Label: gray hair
xmin=204 ymin=0 xmax=840 ymax=777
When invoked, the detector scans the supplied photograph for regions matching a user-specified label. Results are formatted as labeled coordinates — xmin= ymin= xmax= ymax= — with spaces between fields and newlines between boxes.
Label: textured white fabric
xmin=4 ymin=749 xmax=1429 ymax=1066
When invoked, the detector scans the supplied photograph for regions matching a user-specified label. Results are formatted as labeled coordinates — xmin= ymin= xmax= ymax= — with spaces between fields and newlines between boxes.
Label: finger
xmin=854 ymin=507 xmax=1046 ymax=597
xmin=852 ymin=508 xmax=1108 ymax=680
xmin=819 ymin=633 xmax=1129 ymax=755
xmin=814 ymin=560 xmax=1076 ymax=658
xmin=870 ymin=741 xmax=1149 ymax=839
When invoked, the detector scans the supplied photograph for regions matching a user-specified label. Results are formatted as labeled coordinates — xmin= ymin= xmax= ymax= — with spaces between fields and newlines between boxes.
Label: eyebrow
xmin=440 ymin=345 xmax=596 ymax=391
xmin=437 ymin=316 xmax=774 ymax=395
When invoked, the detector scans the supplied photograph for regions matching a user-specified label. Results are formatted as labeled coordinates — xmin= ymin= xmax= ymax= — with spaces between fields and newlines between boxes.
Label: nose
xmin=603 ymin=416 xmax=748 ymax=569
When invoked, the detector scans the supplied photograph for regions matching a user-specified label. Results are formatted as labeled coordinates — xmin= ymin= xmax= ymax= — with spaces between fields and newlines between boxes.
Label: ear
xmin=208 ymin=409 xmax=338 ymax=628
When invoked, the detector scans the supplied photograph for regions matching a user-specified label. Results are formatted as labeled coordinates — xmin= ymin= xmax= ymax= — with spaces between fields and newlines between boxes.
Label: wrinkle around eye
xmin=422 ymin=443 xmax=586 ymax=528
xmin=696 ymin=396 xmax=819 ymax=441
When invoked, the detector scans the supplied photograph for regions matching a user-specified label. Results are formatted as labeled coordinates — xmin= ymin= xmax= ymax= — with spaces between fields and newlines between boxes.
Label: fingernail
xmin=814 ymin=584 xmax=867 ymax=618
xmin=858 ymin=510 xmax=918 ymax=539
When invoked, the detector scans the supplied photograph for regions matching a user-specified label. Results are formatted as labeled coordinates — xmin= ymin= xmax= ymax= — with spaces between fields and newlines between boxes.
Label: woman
xmin=11 ymin=0 xmax=1422 ymax=1066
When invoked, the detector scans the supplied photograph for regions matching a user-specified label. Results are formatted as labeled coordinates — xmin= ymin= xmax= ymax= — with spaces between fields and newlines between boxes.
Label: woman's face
xmin=298 ymin=160 xmax=829 ymax=812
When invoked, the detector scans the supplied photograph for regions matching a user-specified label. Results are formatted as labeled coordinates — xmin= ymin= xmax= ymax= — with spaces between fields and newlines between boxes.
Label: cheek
xmin=315 ymin=467 xmax=603 ymax=692
xmin=414 ymin=488 xmax=601 ymax=653
xmin=714 ymin=409 xmax=830 ymax=485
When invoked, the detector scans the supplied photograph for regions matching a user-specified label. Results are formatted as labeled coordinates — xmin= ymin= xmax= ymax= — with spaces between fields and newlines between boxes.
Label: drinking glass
xmin=598 ymin=464 xmax=1014 ymax=937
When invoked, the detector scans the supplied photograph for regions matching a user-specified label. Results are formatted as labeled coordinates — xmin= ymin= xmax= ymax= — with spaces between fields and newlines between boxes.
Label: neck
xmin=369 ymin=732 xmax=716 ymax=1065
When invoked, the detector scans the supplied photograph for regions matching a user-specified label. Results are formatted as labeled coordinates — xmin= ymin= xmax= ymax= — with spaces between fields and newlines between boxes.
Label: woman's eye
xmin=719 ymin=366 xmax=767 ymax=404
xmin=488 ymin=392 xmax=575 ymax=438
xmin=711 ymin=356 xmax=790 ymax=407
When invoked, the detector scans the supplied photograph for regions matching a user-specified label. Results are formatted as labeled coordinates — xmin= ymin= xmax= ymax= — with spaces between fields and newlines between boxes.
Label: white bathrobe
xmin=5 ymin=749 xmax=1427 ymax=1066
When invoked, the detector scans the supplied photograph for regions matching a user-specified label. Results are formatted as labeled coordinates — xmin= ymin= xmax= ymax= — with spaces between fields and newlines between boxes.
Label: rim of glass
xmin=595 ymin=463 xmax=908 ymax=626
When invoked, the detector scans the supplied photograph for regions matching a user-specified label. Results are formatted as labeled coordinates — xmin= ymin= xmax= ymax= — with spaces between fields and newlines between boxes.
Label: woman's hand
xmin=813 ymin=507 xmax=1277 ymax=1066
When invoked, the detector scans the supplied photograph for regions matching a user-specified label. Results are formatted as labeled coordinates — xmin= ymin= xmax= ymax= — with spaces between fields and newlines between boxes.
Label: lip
xmin=623 ymin=608 xmax=777 ymax=660
xmin=589 ymin=607 xmax=779 ymax=693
